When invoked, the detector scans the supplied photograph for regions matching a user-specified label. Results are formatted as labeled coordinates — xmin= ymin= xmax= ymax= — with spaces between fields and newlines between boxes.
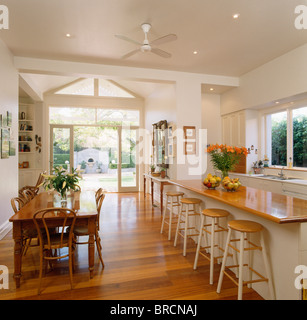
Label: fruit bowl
xmin=222 ymin=177 xmax=241 ymax=192
xmin=203 ymin=174 xmax=221 ymax=189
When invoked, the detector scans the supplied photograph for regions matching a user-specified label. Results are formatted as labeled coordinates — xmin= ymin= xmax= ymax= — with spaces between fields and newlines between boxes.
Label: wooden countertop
xmin=169 ymin=179 xmax=307 ymax=224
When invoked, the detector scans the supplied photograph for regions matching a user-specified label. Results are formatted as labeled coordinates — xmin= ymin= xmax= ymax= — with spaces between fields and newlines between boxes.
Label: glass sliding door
xmin=74 ymin=126 xmax=119 ymax=192
xmin=50 ymin=125 xmax=73 ymax=173
xmin=50 ymin=124 xmax=139 ymax=192
xmin=118 ymin=127 xmax=139 ymax=192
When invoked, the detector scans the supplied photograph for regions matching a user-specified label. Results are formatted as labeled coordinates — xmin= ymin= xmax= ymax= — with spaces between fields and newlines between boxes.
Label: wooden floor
xmin=0 ymin=192 xmax=262 ymax=300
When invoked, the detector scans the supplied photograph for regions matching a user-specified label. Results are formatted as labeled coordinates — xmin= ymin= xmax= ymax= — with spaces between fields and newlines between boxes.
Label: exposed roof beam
xmin=19 ymin=74 xmax=43 ymax=101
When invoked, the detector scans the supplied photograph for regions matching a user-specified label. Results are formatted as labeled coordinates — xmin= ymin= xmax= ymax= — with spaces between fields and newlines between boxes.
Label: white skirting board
xmin=0 ymin=220 xmax=11 ymax=240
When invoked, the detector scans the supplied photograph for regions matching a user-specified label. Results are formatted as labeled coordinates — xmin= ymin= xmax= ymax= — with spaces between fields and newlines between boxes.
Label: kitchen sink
xmin=261 ymin=175 xmax=302 ymax=181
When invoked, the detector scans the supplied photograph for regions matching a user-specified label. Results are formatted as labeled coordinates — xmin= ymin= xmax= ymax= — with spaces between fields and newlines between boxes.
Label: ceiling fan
xmin=115 ymin=23 xmax=177 ymax=59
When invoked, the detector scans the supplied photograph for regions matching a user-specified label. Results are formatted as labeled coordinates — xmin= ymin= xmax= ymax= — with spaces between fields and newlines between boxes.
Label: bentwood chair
xmin=11 ymin=197 xmax=39 ymax=256
xmin=19 ymin=171 xmax=46 ymax=198
xmin=72 ymin=192 xmax=105 ymax=267
xmin=33 ymin=207 xmax=77 ymax=295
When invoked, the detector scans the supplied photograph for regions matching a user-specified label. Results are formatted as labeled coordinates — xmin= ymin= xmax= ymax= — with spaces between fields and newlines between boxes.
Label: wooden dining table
xmin=9 ymin=190 xmax=98 ymax=288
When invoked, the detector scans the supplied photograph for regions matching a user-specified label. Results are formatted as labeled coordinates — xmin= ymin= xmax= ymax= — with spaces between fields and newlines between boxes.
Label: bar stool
xmin=193 ymin=208 xmax=230 ymax=285
xmin=174 ymin=198 xmax=202 ymax=256
xmin=217 ymin=220 xmax=275 ymax=300
xmin=160 ymin=192 xmax=184 ymax=240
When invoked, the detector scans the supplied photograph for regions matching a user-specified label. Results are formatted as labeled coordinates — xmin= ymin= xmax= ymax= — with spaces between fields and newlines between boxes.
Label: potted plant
xmin=160 ymin=167 xmax=166 ymax=179
xmin=150 ymin=164 xmax=156 ymax=174
xmin=43 ymin=166 xmax=81 ymax=206
xmin=207 ymin=144 xmax=248 ymax=179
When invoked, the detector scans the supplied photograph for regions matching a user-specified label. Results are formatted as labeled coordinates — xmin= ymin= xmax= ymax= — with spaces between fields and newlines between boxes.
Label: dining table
xmin=9 ymin=190 xmax=98 ymax=288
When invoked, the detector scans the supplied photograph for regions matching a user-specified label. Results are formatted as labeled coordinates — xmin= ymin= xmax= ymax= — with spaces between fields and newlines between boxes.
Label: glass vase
xmin=60 ymin=190 xmax=67 ymax=208
xmin=221 ymin=171 xmax=229 ymax=180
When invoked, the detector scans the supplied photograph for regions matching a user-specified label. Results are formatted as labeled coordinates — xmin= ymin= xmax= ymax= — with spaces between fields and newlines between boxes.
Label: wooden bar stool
xmin=174 ymin=198 xmax=202 ymax=256
xmin=217 ymin=220 xmax=275 ymax=300
xmin=160 ymin=192 xmax=184 ymax=240
xmin=193 ymin=208 xmax=230 ymax=285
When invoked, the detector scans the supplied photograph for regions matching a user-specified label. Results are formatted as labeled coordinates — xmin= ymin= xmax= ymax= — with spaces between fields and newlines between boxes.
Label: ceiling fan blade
xmin=151 ymin=47 xmax=172 ymax=58
xmin=150 ymin=34 xmax=177 ymax=46
xmin=121 ymin=49 xmax=140 ymax=59
xmin=115 ymin=34 xmax=142 ymax=46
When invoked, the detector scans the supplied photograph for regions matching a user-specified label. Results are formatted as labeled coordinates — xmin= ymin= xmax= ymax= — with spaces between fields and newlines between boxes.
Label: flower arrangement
xmin=206 ymin=144 xmax=248 ymax=179
xmin=43 ymin=166 xmax=81 ymax=198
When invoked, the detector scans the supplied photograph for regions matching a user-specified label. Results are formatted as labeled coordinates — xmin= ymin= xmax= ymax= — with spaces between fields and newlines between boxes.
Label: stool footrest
xmin=223 ymin=264 xmax=269 ymax=287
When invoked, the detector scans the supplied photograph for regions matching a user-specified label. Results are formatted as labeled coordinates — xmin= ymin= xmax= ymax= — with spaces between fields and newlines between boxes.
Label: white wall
xmin=221 ymin=43 xmax=307 ymax=114
xmin=201 ymin=93 xmax=221 ymax=176
xmin=144 ymin=83 xmax=176 ymax=179
xmin=0 ymin=39 xmax=18 ymax=238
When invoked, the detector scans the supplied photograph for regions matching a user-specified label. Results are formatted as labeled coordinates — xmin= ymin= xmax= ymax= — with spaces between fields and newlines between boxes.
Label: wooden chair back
xmin=22 ymin=189 xmax=36 ymax=203
xmin=11 ymin=197 xmax=26 ymax=213
xmin=33 ymin=207 xmax=77 ymax=250
xmin=95 ymin=188 xmax=104 ymax=204
xmin=96 ymin=193 xmax=105 ymax=231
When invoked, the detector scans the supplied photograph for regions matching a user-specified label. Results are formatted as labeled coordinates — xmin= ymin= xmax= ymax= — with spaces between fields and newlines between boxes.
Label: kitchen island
xmin=161 ymin=179 xmax=307 ymax=300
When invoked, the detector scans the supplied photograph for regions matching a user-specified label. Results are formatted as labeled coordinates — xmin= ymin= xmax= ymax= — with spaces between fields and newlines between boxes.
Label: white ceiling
xmin=1 ymin=0 xmax=307 ymax=97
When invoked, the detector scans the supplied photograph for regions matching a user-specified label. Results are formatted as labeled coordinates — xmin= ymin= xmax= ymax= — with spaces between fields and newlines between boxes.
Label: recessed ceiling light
xmin=232 ymin=13 xmax=240 ymax=19
xmin=210 ymin=88 xmax=214 ymax=91
xmin=275 ymin=101 xmax=280 ymax=104
xmin=193 ymin=51 xmax=198 ymax=55
xmin=65 ymin=33 xmax=72 ymax=38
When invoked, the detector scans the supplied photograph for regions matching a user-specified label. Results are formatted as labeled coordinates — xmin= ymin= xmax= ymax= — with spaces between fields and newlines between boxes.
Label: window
xmin=54 ymin=78 xmax=135 ymax=98
xmin=50 ymin=107 xmax=140 ymax=126
xmin=270 ymin=111 xmax=287 ymax=166
xmin=265 ymin=106 xmax=307 ymax=168
xmin=55 ymin=79 xmax=94 ymax=96
xmin=293 ymin=107 xmax=307 ymax=167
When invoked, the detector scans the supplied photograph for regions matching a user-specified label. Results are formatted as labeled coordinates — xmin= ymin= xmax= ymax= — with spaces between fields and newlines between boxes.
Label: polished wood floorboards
xmin=0 ymin=192 xmax=262 ymax=300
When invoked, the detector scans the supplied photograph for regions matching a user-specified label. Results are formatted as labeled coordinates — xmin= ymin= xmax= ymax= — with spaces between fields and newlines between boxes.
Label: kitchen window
xmin=265 ymin=106 xmax=307 ymax=168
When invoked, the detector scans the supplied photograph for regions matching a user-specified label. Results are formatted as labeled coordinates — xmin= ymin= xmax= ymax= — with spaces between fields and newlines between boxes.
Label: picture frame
xmin=183 ymin=126 xmax=196 ymax=140
xmin=1 ymin=128 xmax=10 ymax=159
xmin=9 ymin=140 xmax=16 ymax=156
xmin=185 ymin=141 xmax=196 ymax=155
xmin=7 ymin=111 xmax=12 ymax=127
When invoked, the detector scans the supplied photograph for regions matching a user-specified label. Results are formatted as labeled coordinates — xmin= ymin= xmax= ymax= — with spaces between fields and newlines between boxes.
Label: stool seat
xmin=228 ymin=220 xmax=263 ymax=233
xmin=166 ymin=192 xmax=184 ymax=197
xmin=202 ymin=208 xmax=230 ymax=218
xmin=180 ymin=198 xmax=202 ymax=205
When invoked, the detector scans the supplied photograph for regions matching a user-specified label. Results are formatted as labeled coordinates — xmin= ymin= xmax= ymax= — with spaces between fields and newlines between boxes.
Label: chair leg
xmin=193 ymin=214 xmax=205 ymax=270
xmin=160 ymin=196 xmax=168 ymax=234
xmin=38 ymin=248 xmax=44 ymax=295
xmin=183 ymin=204 xmax=189 ymax=256
xmin=238 ymin=232 xmax=245 ymax=300
xmin=209 ymin=217 xmax=216 ymax=285
xmin=95 ymin=231 xmax=104 ymax=268
xmin=168 ymin=197 xmax=174 ymax=240
xmin=174 ymin=203 xmax=183 ymax=247
xmin=68 ymin=246 xmax=74 ymax=290
xmin=217 ymin=228 xmax=232 ymax=294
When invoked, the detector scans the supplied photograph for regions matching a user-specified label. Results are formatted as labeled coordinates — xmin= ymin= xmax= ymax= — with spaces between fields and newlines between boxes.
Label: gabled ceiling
xmin=2 ymin=0 xmax=307 ymax=99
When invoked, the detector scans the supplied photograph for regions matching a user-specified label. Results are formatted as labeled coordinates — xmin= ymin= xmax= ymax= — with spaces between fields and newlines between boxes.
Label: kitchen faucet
xmin=278 ymin=167 xmax=286 ymax=179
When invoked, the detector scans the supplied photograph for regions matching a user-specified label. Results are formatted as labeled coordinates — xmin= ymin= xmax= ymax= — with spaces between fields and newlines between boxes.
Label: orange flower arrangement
xmin=206 ymin=144 xmax=248 ymax=178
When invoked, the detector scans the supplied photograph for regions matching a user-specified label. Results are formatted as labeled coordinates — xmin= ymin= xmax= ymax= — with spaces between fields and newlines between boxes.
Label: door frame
xmin=50 ymin=124 xmax=139 ymax=192
xmin=118 ymin=126 xmax=139 ymax=193
xmin=50 ymin=124 xmax=74 ymax=173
